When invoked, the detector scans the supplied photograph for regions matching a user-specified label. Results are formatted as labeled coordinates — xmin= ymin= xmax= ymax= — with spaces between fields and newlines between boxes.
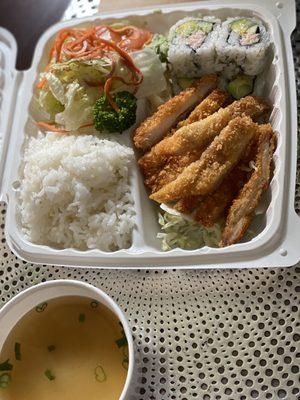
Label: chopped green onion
xmin=94 ymin=365 xmax=107 ymax=383
xmin=47 ymin=345 xmax=56 ymax=352
xmin=0 ymin=360 xmax=13 ymax=372
xmin=90 ymin=300 xmax=99 ymax=309
xmin=122 ymin=345 xmax=129 ymax=358
xmin=36 ymin=302 xmax=47 ymax=313
xmin=115 ymin=336 xmax=127 ymax=348
xmin=44 ymin=369 xmax=55 ymax=381
xmin=79 ymin=313 xmax=86 ymax=323
xmin=15 ymin=342 xmax=21 ymax=361
xmin=0 ymin=373 xmax=11 ymax=389
xmin=122 ymin=357 xmax=129 ymax=370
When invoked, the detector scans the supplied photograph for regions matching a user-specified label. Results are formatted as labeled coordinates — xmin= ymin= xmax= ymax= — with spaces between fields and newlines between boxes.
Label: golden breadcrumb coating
xmin=133 ymin=75 xmax=218 ymax=151
xmin=150 ymin=116 xmax=257 ymax=203
xmin=220 ymin=124 xmax=276 ymax=247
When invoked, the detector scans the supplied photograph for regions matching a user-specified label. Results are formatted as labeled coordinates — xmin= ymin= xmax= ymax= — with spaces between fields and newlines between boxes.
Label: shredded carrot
xmin=104 ymin=76 xmax=138 ymax=112
xmin=79 ymin=122 xmax=94 ymax=128
xmin=37 ymin=24 xmax=152 ymax=110
xmin=37 ymin=76 xmax=48 ymax=89
xmin=36 ymin=121 xmax=95 ymax=134
xmin=96 ymin=25 xmax=153 ymax=51
xmin=36 ymin=121 xmax=69 ymax=135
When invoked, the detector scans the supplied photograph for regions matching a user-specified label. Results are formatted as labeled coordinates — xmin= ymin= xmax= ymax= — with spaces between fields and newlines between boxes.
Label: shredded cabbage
xmin=157 ymin=211 xmax=222 ymax=251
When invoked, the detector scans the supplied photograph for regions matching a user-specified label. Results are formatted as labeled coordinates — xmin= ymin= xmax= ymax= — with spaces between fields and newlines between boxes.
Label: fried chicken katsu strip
xmin=174 ymin=195 xmax=203 ymax=214
xmin=150 ymin=116 xmax=257 ymax=203
xmin=194 ymin=168 xmax=248 ymax=226
xmin=164 ymin=135 xmax=259 ymax=219
xmin=133 ymin=75 xmax=218 ymax=151
xmin=139 ymin=96 xmax=269 ymax=180
xmin=190 ymin=137 xmax=260 ymax=226
xmin=144 ymin=152 xmax=200 ymax=193
xmin=173 ymin=168 xmax=244 ymax=221
xmin=220 ymin=124 xmax=276 ymax=247
xmin=174 ymin=137 xmax=259 ymax=221
xmin=143 ymin=90 xmax=231 ymax=193
xmin=177 ymin=89 xmax=231 ymax=127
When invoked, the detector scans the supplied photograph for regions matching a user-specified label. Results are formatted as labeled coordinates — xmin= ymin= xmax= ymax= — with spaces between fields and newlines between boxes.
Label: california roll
xmin=168 ymin=17 xmax=220 ymax=78
xmin=216 ymin=17 xmax=270 ymax=78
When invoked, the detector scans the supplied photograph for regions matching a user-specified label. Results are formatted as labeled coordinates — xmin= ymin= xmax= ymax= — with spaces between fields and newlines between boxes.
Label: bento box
xmin=0 ymin=0 xmax=298 ymax=268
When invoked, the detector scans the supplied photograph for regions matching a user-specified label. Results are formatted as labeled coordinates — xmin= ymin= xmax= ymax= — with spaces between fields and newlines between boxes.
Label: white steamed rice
xmin=19 ymin=133 xmax=135 ymax=251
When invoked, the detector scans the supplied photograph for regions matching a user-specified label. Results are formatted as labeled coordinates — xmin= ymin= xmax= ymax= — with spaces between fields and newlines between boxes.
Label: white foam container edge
xmin=0 ymin=0 xmax=299 ymax=269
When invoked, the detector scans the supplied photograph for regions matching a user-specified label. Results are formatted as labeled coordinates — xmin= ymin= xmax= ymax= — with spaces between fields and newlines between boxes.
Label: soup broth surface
xmin=0 ymin=296 xmax=128 ymax=400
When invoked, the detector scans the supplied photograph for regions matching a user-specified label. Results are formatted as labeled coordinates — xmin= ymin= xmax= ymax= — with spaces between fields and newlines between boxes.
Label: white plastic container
xmin=0 ymin=1 xmax=299 ymax=269
xmin=0 ymin=280 xmax=134 ymax=400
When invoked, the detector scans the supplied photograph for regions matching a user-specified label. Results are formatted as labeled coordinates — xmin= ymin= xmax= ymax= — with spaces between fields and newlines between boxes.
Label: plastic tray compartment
xmin=0 ymin=1 xmax=299 ymax=268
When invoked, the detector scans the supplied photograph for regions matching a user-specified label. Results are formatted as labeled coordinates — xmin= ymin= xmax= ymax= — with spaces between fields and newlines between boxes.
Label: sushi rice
xmin=215 ymin=17 xmax=270 ymax=78
xmin=168 ymin=16 xmax=221 ymax=78
xmin=168 ymin=16 xmax=270 ymax=80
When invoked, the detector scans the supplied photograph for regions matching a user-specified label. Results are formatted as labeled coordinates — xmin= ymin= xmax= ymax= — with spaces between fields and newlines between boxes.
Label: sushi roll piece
xmin=168 ymin=17 xmax=220 ymax=78
xmin=216 ymin=17 xmax=270 ymax=78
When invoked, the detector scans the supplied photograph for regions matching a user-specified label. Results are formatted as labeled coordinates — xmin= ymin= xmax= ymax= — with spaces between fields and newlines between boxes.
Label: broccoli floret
xmin=93 ymin=91 xmax=137 ymax=133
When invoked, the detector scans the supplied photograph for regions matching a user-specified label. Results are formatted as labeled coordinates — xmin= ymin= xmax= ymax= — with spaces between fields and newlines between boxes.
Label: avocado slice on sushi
xmin=227 ymin=75 xmax=254 ymax=99
xmin=230 ymin=18 xmax=256 ymax=34
xmin=176 ymin=20 xmax=213 ymax=37
xmin=176 ymin=20 xmax=199 ymax=36
xmin=198 ymin=21 xmax=214 ymax=33
xmin=247 ymin=24 xmax=259 ymax=34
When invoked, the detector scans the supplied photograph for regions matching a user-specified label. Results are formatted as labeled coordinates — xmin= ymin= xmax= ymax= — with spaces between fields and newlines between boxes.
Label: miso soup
xmin=0 ymin=296 xmax=128 ymax=400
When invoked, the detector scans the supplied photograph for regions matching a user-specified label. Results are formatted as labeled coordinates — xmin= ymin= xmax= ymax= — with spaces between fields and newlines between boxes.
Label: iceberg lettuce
xmin=111 ymin=48 xmax=167 ymax=98
xmin=38 ymin=58 xmax=113 ymax=129
xmin=131 ymin=48 xmax=167 ymax=98
xmin=37 ymin=49 xmax=168 ymax=130
xmin=38 ymin=88 xmax=64 ymax=119
xmin=54 ymin=82 xmax=100 ymax=131
xmin=50 ymin=58 xmax=113 ymax=85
